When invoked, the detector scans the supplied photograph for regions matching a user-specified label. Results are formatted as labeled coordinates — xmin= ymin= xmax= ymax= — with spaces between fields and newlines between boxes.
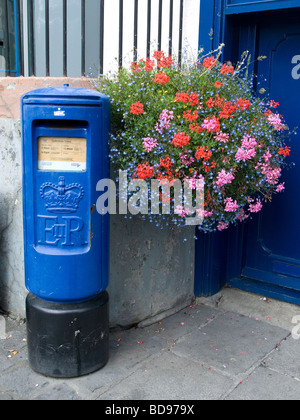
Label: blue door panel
xmin=242 ymin=267 xmax=300 ymax=292
xmin=196 ymin=5 xmax=300 ymax=304
xmin=239 ymin=18 xmax=300 ymax=294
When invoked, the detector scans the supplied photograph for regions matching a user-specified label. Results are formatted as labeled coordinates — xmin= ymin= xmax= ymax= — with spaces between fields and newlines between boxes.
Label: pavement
xmin=0 ymin=287 xmax=299 ymax=401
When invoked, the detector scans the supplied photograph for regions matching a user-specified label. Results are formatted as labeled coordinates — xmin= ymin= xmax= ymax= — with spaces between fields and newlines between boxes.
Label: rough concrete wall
xmin=0 ymin=119 xmax=26 ymax=316
xmin=109 ymin=216 xmax=195 ymax=327
xmin=0 ymin=77 xmax=195 ymax=326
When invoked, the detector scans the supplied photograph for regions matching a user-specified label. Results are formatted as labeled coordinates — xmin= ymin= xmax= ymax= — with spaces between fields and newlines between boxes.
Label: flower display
xmin=97 ymin=47 xmax=292 ymax=232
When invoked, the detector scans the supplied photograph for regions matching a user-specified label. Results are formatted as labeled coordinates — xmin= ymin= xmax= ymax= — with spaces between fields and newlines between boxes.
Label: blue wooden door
xmin=229 ymin=11 xmax=300 ymax=303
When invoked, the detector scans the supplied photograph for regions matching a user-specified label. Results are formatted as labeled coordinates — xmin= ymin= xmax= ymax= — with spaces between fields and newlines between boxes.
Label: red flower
xmin=130 ymin=101 xmax=145 ymax=115
xmin=203 ymin=56 xmax=216 ymax=69
xmin=171 ymin=132 xmax=191 ymax=148
xmin=206 ymin=97 xmax=215 ymax=108
xmin=278 ymin=146 xmax=291 ymax=157
xmin=220 ymin=63 xmax=234 ymax=75
xmin=153 ymin=51 xmax=164 ymax=59
xmin=175 ymin=91 xmax=199 ymax=106
xmin=183 ymin=110 xmax=198 ymax=122
xmin=144 ymin=58 xmax=155 ymax=71
xmin=215 ymin=81 xmax=223 ymax=88
xmin=189 ymin=123 xmax=204 ymax=133
xmin=189 ymin=92 xmax=199 ymax=106
xmin=236 ymin=98 xmax=251 ymax=111
xmin=270 ymin=100 xmax=280 ymax=108
xmin=175 ymin=91 xmax=190 ymax=103
xmin=220 ymin=101 xmax=238 ymax=119
xmin=195 ymin=146 xmax=212 ymax=161
xmin=215 ymin=94 xmax=225 ymax=108
xmin=134 ymin=162 xmax=154 ymax=179
xmin=206 ymin=94 xmax=224 ymax=109
xmin=204 ymin=160 xmax=216 ymax=173
xmin=131 ymin=62 xmax=141 ymax=73
xmin=153 ymin=51 xmax=174 ymax=68
xmin=152 ymin=72 xmax=170 ymax=85
xmin=264 ymin=109 xmax=273 ymax=117
xmin=156 ymin=171 xmax=174 ymax=183
xmin=159 ymin=155 xmax=173 ymax=169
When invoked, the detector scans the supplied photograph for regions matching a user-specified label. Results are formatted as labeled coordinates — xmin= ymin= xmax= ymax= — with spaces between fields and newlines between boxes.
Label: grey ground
xmin=0 ymin=287 xmax=299 ymax=401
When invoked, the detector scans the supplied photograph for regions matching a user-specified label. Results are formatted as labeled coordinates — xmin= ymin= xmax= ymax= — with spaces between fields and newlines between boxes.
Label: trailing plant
xmin=96 ymin=46 xmax=291 ymax=232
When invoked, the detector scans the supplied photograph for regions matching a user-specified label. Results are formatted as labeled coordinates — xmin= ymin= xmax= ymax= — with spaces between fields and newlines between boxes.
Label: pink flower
xmin=216 ymin=169 xmax=235 ymax=188
xmin=235 ymin=135 xmax=257 ymax=162
xmin=204 ymin=209 xmax=214 ymax=217
xmin=202 ymin=116 xmax=220 ymax=132
xmin=241 ymin=135 xmax=257 ymax=149
xmin=235 ymin=147 xmax=256 ymax=162
xmin=263 ymin=150 xmax=272 ymax=162
xmin=175 ymin=205 xmax=190 ymax=218
xmin=143 ymin=137 xmax=158 ymax=152
xmin=180 ymin=153 xmax=195 ymax=166
xmin=268 ymin=113 xmax=286 ymax=132
xmin=155 ymin=109 xmax=174 ymax=134
xmin=224 ymin=197 xmax=239 ymax=212
xmin=266 ymin=167 xmax=281 ymax=185
xmin=276 ymin=182 xmax=285 ymax=192
xmin=215 ymin=131 xmax=230 ymax=143
xmin=257 ymin=163 xmax=281 ymax=185
xmin=249 ymin=198 xmax=263 ymax=213
xmin=236 ymin=209 xmax=249 ymax=222
xmin=184 ymin=174 xmax=204 ymax=190
xmin=197 ymin=208 xmax=214 ymax=218
xmin=217 ymin=221 xmax=229 ymax=231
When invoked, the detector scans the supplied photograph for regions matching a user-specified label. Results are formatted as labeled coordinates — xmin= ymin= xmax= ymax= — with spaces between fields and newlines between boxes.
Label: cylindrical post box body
xmin=22 ymin=85 xmax=110 ymax=377
xmin=22 ymin=85 xmax=110 ymax=303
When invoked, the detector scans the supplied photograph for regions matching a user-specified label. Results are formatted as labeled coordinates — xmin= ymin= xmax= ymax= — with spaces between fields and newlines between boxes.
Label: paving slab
xmin=171 ymin=310 xmax=289 ymax=377
xmin=96 ymin=351 xmax=234 ymax=401
xmin=226 ymin=366 xmax=300 ymax=400
xmin=262 ymin=335 xmax=300 ymax=380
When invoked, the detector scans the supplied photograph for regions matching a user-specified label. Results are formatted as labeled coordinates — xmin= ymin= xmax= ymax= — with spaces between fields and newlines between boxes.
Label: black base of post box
xmin=26 ymin=291 xmax=109 ymax=378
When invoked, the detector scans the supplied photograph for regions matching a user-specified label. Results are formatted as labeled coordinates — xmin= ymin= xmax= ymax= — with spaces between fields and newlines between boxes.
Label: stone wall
xmin=0 ymin=118 xmax=25 ymax=315
xmin=0 ymin=77 xmax=195 ymax=326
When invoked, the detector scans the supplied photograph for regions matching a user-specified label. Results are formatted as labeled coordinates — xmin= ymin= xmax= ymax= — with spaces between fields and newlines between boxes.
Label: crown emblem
xmin=40 ymin=177 xmax=85 ymax=214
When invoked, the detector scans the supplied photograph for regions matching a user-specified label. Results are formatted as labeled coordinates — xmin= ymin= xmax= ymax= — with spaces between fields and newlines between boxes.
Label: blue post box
xmin=21 ymin=84 xmax=110 ymax=378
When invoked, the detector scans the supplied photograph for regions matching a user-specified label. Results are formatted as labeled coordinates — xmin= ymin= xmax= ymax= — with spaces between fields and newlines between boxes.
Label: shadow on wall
xmin=0 ymin=191 xmax=10 ymax=313
xmin=0 ymin=184 xmax=26 ymax=319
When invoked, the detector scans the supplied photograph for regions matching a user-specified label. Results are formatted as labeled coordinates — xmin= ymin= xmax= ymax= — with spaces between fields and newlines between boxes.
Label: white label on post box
xmin=54 ymin=108 xmax=66 ymax=117
xmin=38 ymin=137 xmax=87 ymax=172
